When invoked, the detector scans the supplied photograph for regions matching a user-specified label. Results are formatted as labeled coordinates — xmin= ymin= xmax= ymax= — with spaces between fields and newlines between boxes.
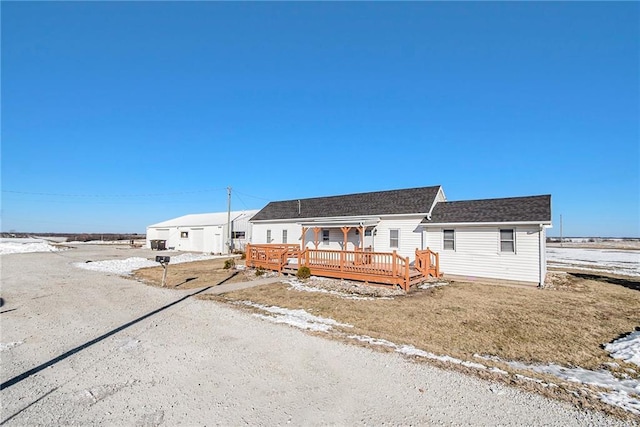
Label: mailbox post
xmin=155 ymin=256 xmax=171 ymax=287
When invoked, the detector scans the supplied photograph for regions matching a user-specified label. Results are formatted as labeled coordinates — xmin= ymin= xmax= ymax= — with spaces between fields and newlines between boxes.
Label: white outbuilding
xmin=146 ymin=210 xmax=259 ymax=254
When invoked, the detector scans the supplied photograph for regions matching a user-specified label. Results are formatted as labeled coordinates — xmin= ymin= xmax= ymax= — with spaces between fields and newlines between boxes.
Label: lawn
xmin=203 ymin=273 xmax=640 ymax=420
xmin=132 ymin=257 xmax=245 ymax=289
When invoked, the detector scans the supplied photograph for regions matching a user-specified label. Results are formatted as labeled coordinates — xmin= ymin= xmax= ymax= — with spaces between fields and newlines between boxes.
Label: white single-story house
xmin=249 ymin=186 xmax=552 ymax=286
xmin=146 ymin=210 xmax=259 ymax=254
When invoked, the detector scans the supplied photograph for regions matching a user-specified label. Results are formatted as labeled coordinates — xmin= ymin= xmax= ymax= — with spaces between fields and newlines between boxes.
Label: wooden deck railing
xmin=245 ymin=244 xmax=300 ymax=272
xmin=245 ymin=244 xmax=439 ymax=291
xmin=415 ymin=248 xmax=441 ymax=278
xmin=300 ymin=248 xmax=413 ymax=290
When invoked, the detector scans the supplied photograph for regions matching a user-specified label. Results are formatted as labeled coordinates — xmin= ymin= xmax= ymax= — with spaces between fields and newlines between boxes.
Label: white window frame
xmin=499 ymin=228 xmax=515 ymax=253
xmin=443 ymin=229 xmax=455 ymax=251
xmin=322 ymin=229 xmax=330 ymax=245
xmin=389 ymin=229 xmax=399 ymax=248
xmin=282 ymin=229 xmax=288 ymax=244
xmin=266 ymin=229 xmax=271 ymax=243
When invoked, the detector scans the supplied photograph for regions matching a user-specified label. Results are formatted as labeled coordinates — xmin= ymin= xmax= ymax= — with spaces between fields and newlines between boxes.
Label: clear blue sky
xmin=2 ymin=2 xmax=638 ymax=236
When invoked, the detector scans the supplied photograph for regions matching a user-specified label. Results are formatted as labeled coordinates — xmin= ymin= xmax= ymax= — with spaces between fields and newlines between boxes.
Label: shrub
xmin=255 ymin=267 xmax=265 ymax=277
xmin=296 ymin=266 xmax=311 ymax=280
xmin=223 ymin=259 xmax=235 ymax=270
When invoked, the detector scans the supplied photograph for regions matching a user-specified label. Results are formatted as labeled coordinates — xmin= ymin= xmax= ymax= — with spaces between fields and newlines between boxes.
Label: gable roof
xmin=424 ymin=195 xmax=551 ymax=224
xmin=148 ymin=210 xmax=259 ymax=228
xmin=250 ymin=186 xmax=442 ymax=221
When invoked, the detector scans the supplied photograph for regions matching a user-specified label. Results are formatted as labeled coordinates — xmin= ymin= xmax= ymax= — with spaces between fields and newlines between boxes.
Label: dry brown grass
xmin=209 ymin=275 xmax=640 ymax=370
xmin=205 ymin=275 xmax=640 ymax=420
xmin=132 ymin=258 xmax=245 ymax=289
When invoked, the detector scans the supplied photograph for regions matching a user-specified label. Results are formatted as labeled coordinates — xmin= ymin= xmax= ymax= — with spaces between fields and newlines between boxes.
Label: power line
xmin=2 ymin=188 xmax=227 ymax=198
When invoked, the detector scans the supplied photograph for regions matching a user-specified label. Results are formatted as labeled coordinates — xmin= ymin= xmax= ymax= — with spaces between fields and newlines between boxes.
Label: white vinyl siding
xmin=375 ymin=217 xmax=424 ymax=256
xmin=425 ymin=225 xmax=542 ymax=284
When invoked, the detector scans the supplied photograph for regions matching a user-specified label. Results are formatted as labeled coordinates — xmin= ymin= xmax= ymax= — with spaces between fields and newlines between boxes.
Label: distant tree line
xmin=1 ymin=232 xmax=145 ymax=242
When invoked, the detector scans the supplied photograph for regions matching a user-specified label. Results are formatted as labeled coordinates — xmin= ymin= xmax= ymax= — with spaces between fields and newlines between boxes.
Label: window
xmin=266 ymin=230 xmax=271 ymax=243
xmin=443 ymin=229 xmax=455 ymax=250
xmin=500 ymin=229 xmax=515 ymax=252
xmin=232 ymin=231 xmax=245 ymax=239
xmin=180 ymin=231 xmax=189 ymax=238
xmin=365 ymin=229 xmax=372 ymax=237
xmin=322 ymin=229 xmax=330 ymax=245
xmin=282 ymin=230 xmax=288 ymax=244
xmin=389 ymin=229 xmax=399 ymax=248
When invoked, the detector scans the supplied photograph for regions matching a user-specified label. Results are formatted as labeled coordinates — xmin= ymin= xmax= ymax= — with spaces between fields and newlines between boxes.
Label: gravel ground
xmin=0 ymin=245 xmax=630 ymax=425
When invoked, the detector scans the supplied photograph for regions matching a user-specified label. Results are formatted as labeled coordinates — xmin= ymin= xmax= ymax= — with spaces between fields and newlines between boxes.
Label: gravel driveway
xmin=0 ymin=245 xmax=627 ymax=425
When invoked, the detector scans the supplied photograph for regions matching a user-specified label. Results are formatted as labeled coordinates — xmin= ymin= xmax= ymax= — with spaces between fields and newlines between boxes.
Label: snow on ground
xmin=0 ymin=238 xmax=64 ymax=255
xmin=547 ymin=247 xmax=640 ymax=277
xmin=605 ymin=330 xmax=640 ymax=368
xmin=239 ymin=301 xmax=353 ymax=332
xmin=475 ymin=352 xmax=640 ymax=415
xmin=74 ymin=253 xmax=225 ymax=275
xmin=245 ymin=300 xmax=640 ymax=415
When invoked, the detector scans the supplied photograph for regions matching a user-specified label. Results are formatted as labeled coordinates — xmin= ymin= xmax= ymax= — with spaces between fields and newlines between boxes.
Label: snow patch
xmin=349 ymin=335 xmax=492 ymax=371
xmin=0 ymin=341 xmax=24 ymax=351
xmin=546 ymin=247 xmax=640 ymax=277
xmin=598 ymin=390 xmax=640 ymax=415
xmin=474 ymin=354 xmax=640 ymax=414
xmin=605 ymin=330 xmax=640 ymax=368
xmin=241 ymin=301 xmax=353 ymax=332
xmin=74 ymin=253 xmax=225 ymax=275
xmin=0 ymin=238 xmax=63 ymax=255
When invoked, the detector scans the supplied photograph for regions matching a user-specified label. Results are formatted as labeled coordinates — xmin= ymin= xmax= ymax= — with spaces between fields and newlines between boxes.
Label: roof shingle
xmin=250 ymin=186 xmax=442 ymax=221
xmin=424 ymin=195 xmax=551 ymax=224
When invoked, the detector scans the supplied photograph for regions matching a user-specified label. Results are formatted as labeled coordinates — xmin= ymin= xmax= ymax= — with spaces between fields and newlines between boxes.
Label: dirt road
xmin=0 ymin=245 xmax=626 ymax=425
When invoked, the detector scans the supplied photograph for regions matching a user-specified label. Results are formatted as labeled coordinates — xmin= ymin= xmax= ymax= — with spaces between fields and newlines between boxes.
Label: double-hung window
xmin=322 ymin=229 xmax=330 ymax=245
xmin=389 ymin=229 xmax=399 ymax=248
xmin=282 ymin=230 xmax=288 ymax=244
xmin=266 ymin=230 xmax=271 ymax=243
xmin=500 ymin=229 xmax=515 ymax=253
xmin=443 ymin=229 xmax=455 ymax=250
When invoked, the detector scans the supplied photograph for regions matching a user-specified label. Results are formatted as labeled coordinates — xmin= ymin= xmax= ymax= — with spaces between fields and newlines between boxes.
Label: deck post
xmin=405 ymin=256 xmax=410 ymax=291
xmin=340 ymin=250 xmax=345 ymax=272
xmin=313 ymin=227 xmax=320 ymax=249
xmin=340 ymin=227 xmax=351 ymax=251
xmin=301 ymin=226 xmax=308 ymax=249
xmin=392 ymin=250 xmax=397 ymax=278
xmin=359 ymin=225 xmax=365 ymax=251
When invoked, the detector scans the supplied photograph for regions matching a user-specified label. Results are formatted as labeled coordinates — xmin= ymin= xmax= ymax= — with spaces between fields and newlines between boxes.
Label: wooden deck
xmin=245 ymin=244 xmax=441 ymax=291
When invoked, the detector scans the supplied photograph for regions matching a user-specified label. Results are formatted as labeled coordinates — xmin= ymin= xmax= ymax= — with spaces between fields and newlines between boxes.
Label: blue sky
xmin=2 ymin=2 xmax=638 ymax=236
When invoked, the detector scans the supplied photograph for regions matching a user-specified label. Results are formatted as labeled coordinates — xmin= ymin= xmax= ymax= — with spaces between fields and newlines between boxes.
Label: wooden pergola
xmin=300 ymin=219 xmax=379 ymax=251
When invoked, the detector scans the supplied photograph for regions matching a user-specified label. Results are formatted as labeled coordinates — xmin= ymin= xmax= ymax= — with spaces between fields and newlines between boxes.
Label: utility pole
xmin=227 ymin=186 xmax=232 ymax=254
xmin=560 ymin=214 xmax=563 ymax=248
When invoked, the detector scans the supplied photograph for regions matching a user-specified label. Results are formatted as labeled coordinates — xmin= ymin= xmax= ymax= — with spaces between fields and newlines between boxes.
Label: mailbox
xmin=155 ymin=256 xmax=171 ymax=263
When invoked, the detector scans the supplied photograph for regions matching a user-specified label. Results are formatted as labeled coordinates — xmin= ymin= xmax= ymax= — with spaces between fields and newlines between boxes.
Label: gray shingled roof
xmin=251 ymin=186 xmax=442 ymax=221
xmin=424 ymin=195 xmax=551 ymax=224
